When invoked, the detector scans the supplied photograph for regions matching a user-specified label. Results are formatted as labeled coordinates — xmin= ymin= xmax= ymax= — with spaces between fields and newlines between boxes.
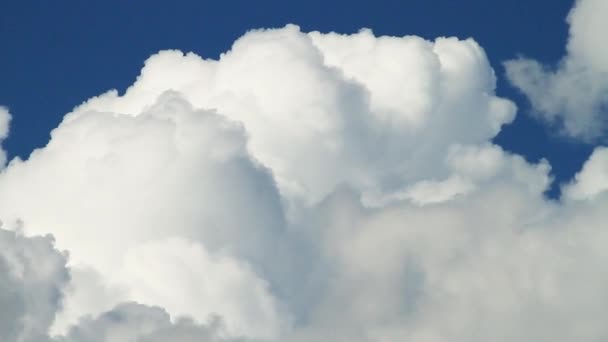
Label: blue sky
xmin=0 ymin=0 xmax=592 ymax=198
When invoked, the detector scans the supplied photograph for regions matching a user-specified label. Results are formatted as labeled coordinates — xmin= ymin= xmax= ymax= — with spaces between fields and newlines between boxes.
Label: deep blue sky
xmin=0 ymin=0 xmax=591 ymax=198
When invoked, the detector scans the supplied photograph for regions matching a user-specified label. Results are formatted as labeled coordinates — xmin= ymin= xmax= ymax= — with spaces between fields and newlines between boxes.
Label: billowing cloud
xmin=1 ymin=22 xmax=608 ymax=342
xmin=0 ymin=92 xmax=291 ymax=339
xmin=0 ymin=225 xmax=69 ymax=342
xmin=505 ymin=0 xmax=608 ymax=140
xmin=290 ymin=155 xmax=608 ymax=341
xmin=72 ymin=25 xmax=515 ymax=205
xmin=562 ymin=146 xmax=608 ymax=200
xmin=56 ymin=302 xmax=242 ymax=342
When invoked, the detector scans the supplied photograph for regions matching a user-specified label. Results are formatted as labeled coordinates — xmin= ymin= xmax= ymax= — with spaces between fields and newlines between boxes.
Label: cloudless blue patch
xmin=0 ymin=0 xmax=589 ymax=199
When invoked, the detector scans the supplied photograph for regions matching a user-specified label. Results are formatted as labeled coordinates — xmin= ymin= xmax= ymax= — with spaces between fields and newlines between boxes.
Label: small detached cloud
xmin=0 ymin=106 xmax=11 ymax=166
xmin=505 ymin=0 xmax=608 ymax=141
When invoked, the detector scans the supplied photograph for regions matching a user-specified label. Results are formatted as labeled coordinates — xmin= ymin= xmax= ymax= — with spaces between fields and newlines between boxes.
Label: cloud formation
xmin=0 ymin=106 xmax=11 ymax=166
xmin=0 ymin=18 xmax=608 ymax=342
xmin=0 ymin=92 xmax=290 ymax=339
xmin=0 ymin=225 xmax=69 ymax=342
xmin=56 ymin=302 xmax=241 ymax=342
xmin=72 ymin=25 xmax=515 ymax=205
xmin=505 ymin=0 xmax=608 ymax=140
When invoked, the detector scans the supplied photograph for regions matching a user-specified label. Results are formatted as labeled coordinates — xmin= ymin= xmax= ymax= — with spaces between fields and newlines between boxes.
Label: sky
xmin=0 ymin=0 xmax=590 ymax=199
xmin=1 ymin=1 xmax=608 ymax=341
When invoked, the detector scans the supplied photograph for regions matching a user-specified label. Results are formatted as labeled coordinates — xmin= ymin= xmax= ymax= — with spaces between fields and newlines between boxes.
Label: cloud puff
xmin=0 ymin=92 xmax=290 ymax=339
xmin=292 ymin=153 xmax=608 ymax=341
xmin=562 ymin=146 xmax=608 ymax=200
xmin=56 ymin=302 xmax=242 ymax=342
xmin=1 ymin=22 xmax=608 ymax=342
xmin=0 ymin=225 xmax=69 ymax=342
xmin=72 ymin=25 xmax=515 ymax=205
xmin=0 ymin=106 xmax=11 ymax=166
xmin=0 ymin=26 xmax=515 ymax=339
xmin=120 ymin=237 xmax=289 ymax=339
xmin=505 ymin=0 xmax=608 ymax=140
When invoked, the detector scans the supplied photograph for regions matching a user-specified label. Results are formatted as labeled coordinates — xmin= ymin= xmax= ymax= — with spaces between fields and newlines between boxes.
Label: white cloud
xmin=290 ymin=151 xmax=608 ymax=341
xmin=121 ymin=237 xmax=289 ymax=339
xmin=0 ymin=92 xmax=290 ymax=339
xmin=0 ymin=225 xmax=69 ymax=342
xmin=1 ymin=23 xmax=608 ymax=342
xmin=56 ymin=302 xmax=243 ymax=342
xmin=71 ymin=25 xmax=515 ymax=205
xmin=51 ymin=267 xmax=127 ymax=338
xmin=562 ymin=146 xmax=608 ymax=200
xmin=0 ymin=106 xmax=11 ymax=166
xmin=505 ymin=0 xmax=608 ymax=140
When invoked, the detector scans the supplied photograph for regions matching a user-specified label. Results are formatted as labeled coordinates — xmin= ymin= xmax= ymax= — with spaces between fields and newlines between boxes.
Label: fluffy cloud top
xmin=505 ymin=0 xmax=608 ymax=140
xmin=72 ymin=25 xmax=515 ymax=205
xmin=0 ymin=92 xmax=290 ymax=339
xmin=0 ymin=15 xmax=608 ymax=342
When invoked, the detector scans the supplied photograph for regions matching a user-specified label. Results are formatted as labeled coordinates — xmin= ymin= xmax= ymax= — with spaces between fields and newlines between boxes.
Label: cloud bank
xmin=505 ymin=0 xmax=608 ymax=140
xmin=1 ymin=14 xmax=608 ymax=342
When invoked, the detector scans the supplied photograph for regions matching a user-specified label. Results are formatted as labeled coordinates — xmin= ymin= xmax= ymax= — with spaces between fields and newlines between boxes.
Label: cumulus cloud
xmin=505 ymin=0 xmax=608 ymax=140
xmin=0 ymin=91 xmax=290 ymax=339
xmin=562 ymin=146 xmax=608 ymax=200
xmin=0 ymin=225 xmax=69 ymax=342
xmin=1 ymin=23 xmax=608 ymax=342
xmin=72 ymin=25 xmax=515 ymax=205
xmin=56 ymin=302 xmax=242 ymax=342
xmin=293 ymin=157 xmax=608 ymax=341
xmin=0 ymin=106 xmax=11 ymax=166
